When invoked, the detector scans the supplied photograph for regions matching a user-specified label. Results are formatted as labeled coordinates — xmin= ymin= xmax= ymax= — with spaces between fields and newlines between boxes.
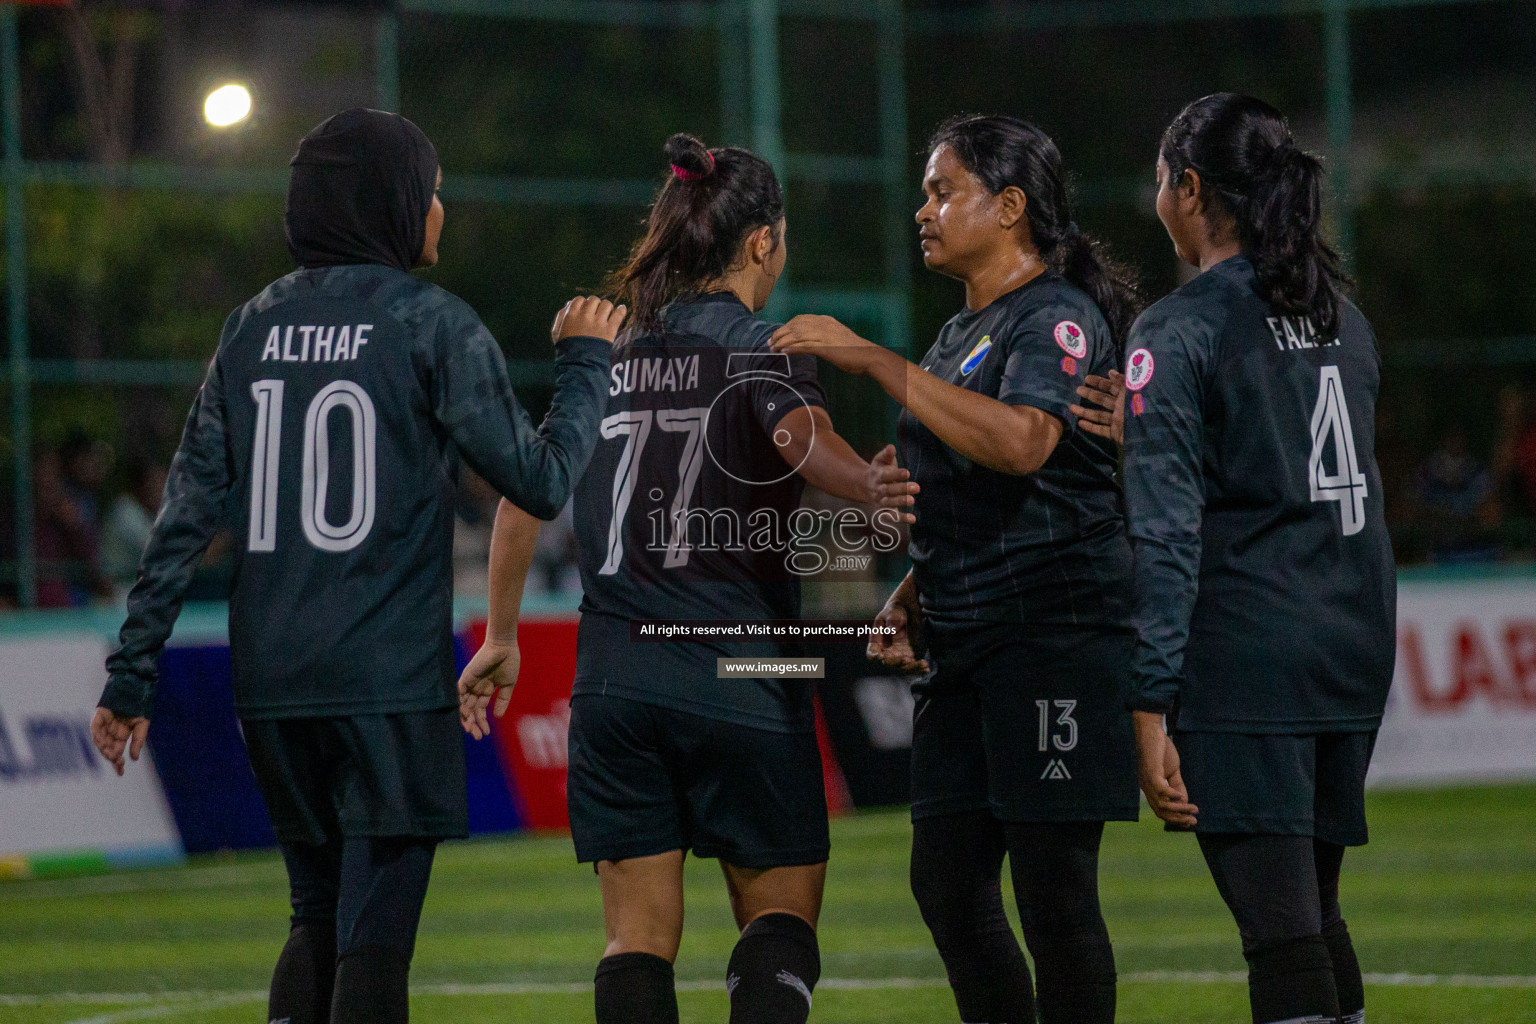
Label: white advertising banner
xmin=1371 ymin=577 xmax=1536 ymax=787
xmin=0 ymin=637 xmax=183 ymax=864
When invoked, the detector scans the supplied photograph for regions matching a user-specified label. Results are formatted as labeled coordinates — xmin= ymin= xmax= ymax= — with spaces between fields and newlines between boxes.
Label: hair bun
xmin=664 ymin=132 xmax=715 ymax=180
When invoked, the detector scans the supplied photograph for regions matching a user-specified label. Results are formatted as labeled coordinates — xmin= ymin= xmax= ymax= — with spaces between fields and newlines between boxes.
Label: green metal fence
xmin=2 ymin=0 xmax=1531 ymax=605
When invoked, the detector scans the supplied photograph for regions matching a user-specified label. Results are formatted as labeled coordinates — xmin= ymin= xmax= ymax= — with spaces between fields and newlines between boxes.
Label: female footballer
xmin=770 ymin=115 xmax=1141 ymax=1024
xmin=460 ymin=133 xmax=916 ymax=1024
xmin=90 ymin=108 xmax=623 ymax=1024
xmin=1123 ymin=93 xmax=1395 ymax=1024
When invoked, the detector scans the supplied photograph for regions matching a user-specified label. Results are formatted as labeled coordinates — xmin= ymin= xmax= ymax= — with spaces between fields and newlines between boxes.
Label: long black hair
xmin=1159 ymin=93 xmax=1350 ymax=336
xmin=929 ymin=114 xmax=1142 ymax=356
xmin=607 ymin=132 xmax=785 ymax=331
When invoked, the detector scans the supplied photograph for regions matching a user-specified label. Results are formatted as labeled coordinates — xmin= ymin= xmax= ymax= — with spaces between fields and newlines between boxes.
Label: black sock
xmin=726 ymin=912 xmax=821 ymax=1024
xmin=1322 ymin=920 xmax=1364 ymax=1024
xmin=1247 ymin=935 xmax=1340 ymax=1024
xmin=1029 ymin=933 xmax=1116 ymax=1024
xmin=330 ymin=945 xmax=410 ymax=1024
xmin=594 ymin=952 xmax=678 ymax=1024
xmin=268 ymin=918 xmax=337 ymax=1024
xmin=913 ymin=812 xmax=1037 ymax=1024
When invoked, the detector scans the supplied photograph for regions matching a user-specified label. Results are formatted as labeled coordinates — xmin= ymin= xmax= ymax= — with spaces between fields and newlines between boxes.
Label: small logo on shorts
xmin=1054 ymin=320 xmax=1088 ymax=358
xmin=1060 ymin=355 xmax=1078 ymax=375
xmin=1040 ymin=759 xmax=1072 ymax=780
xmin=1131 ymin=393 xmax=1145 ymax=417
xmin=1125 ymin=348 xmax=1154 ymax=391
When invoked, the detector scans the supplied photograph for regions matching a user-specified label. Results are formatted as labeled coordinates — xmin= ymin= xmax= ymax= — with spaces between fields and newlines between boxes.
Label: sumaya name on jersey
xmin=1266 ymin=315 xmax=1340 ymax=352
xmin=609 ymin=355 xmax=700 ymax=396
xmin=260 ymin=324 xmax=373 ymax=363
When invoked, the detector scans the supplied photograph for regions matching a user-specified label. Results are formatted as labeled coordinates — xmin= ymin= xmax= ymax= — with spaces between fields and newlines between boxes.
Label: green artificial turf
xmin=2 ymin=785 xmax=1532 ymax=1022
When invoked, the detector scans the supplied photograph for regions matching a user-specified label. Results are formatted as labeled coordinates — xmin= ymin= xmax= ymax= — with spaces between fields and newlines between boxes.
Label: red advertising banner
xmin=464 ymin=617 xmax=580 ymax=831
xmin=1373 ymin=578 xmax=1536 ymax=786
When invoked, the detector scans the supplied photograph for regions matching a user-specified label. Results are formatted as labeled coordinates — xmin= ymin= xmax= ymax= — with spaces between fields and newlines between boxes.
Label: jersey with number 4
xmin=1122 ymin=255 xmax=1395 ymax=732
xmin=101 ymin=264 xmax=610 ymax=721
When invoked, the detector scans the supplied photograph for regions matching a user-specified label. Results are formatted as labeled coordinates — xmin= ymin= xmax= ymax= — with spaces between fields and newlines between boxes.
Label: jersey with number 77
xmin=100 ymin=264 xmax=610 ymax=722
xmin=1122 ymin=255 xmax=1396 ymax=733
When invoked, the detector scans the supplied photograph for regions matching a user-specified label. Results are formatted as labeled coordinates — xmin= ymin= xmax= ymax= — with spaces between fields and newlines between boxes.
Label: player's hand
xmin=1069 ymin=370 xmax=1125 ymax=446
xmin=1134 ymin=710 xmax=1198 ymax=828
xmin=552 ymin=296 xmax=627 ymax=344
xmin=457 ymin=639 xmax=520 ymax=740
xmin=866 ymin=444 xmax=918 ymax=524
xmin=769 ymin=315 xmax=884 ymax=375
xmin=866 ymin=582 xmax=928 ymax=675
xmin=91 ymin=707 xmax=149 ymax=777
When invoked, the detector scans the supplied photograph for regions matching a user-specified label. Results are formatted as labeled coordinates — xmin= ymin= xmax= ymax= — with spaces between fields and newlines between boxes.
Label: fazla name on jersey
xmin=260 ymin=323 xmax=374 ymax=363
xmin=609 ymin=354 xmax=701 ymax=396
xmin=1266 ymin=315 xmax=1341 ymax=352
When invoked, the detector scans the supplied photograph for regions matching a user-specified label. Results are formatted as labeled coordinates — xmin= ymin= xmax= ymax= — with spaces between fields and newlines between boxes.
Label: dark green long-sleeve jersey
xmin=1122 ymin=256 xmax=1396 ymax=733
xmin=100 ymin=264 xmax=610 ymax=721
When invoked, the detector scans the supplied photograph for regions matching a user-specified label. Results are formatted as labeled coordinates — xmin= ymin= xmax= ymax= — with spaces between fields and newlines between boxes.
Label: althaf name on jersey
xmin=1122 ymin=255 xmax=1396 ymax=734
xmin=101 ymin=264 xmax=610 ymax=722
xmin=259 ymin=322 xmax=375 ymax=363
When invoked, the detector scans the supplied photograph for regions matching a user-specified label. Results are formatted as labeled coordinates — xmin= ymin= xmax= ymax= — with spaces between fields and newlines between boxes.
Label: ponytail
xmin=1048 ymin=223 xmax=1141 ymax=363
xmin=606 ymin=132 xmax=784 ymax=332
xmin=929 ymin=115 xmax=1142 ymax=358
xmin=1160 ymin=93 xmax=1350 ymax=337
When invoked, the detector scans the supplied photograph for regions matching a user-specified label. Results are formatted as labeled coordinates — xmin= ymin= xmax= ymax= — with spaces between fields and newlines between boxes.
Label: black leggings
xmin=1198 ymin=834 xmax=1364 ymax=1024
xmin=270 ymin=835 xmax=439 ymax=1024
xmin=911 ymin=810 xmax=1116 ymax=1024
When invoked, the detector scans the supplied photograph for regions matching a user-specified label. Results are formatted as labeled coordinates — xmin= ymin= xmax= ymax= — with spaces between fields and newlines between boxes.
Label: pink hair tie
xmin=671 ymin=150 xmax=715 ymax=182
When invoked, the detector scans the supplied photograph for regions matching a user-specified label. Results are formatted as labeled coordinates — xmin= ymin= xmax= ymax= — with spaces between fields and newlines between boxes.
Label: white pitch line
xmin=66 ymin=995 xmax=260 ymax=1024
xmin=6 ymin=969 xmax=1533 ymax=1013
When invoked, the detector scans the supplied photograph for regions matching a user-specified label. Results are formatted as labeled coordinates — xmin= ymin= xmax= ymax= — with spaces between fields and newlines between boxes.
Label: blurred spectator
xmin=101 ymin=458 xmax=168 ymax=599
xmin=33 ymin=432 xmax=113 ymax=606
xmin=1413 ymin=424 xmax=1501 ymax=562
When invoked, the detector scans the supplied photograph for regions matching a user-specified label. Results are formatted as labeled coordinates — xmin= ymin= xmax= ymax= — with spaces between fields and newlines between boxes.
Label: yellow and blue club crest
xmin=960 ymin=335 xmax=992 ymax=375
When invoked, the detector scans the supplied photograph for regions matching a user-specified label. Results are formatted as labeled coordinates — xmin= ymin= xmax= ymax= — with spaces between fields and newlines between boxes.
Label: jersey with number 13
xmin=1122 ymin=255 xmax=1396 ymax=733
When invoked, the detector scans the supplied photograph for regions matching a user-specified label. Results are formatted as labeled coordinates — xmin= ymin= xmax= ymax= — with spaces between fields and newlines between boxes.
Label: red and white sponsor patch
xmin=1054 ymin=320 xmax=1088 ymax=358
xmin=1125 ymin=347 xmax=1155 ymax=391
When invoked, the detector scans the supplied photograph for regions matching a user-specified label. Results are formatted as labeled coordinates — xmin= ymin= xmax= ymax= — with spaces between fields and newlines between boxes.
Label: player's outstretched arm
xmin=434 ymin=296 xmax=624 ymax=521
xmin=96 ymin=346 xmax=236 ymax=771
xmin=773 ymin=407 xmax=918 ymax=522
xmin=770 ymin=315 xmax=1063 ymax=476
xmin=866 ymin=570 xmax=928 ymax=675
xmin=458 ymin=498 xmax=542 ymax=739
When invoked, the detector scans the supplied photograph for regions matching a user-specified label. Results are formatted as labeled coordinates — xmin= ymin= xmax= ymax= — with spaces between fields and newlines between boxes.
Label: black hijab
xmin=285 ymin=108 xmax=438 ymax=273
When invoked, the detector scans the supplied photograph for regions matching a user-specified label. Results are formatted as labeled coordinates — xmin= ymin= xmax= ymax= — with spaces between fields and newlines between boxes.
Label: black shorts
xmin=241 ymin=709 xmax=468 ymax=845
xmin=566 ymin=694 xmax=830 ymax=868
xmin=910 ymin=623 xmax=1139 ymax=823
xmin=1175 ymin=729 xmax=1377 ymax=846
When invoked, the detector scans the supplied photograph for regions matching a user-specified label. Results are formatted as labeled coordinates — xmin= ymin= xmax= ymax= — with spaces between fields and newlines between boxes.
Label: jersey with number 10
xmin=101 ymin=264 xmax=610 ymax=721
xmin=1122 ymin=255 xmax=1396 ymax=733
